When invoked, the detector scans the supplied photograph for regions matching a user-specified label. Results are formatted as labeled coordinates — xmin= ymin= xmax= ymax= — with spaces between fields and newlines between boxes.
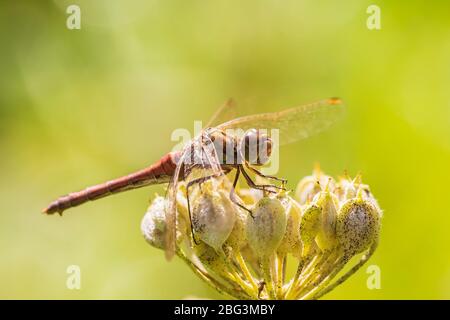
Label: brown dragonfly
xmin=43 ymin=97 xmax=344 ymax=259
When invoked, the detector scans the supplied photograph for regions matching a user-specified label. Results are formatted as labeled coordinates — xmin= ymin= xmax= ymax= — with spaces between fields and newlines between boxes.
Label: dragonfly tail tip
xmin=42 ymin=202 xmax=61 ymax=215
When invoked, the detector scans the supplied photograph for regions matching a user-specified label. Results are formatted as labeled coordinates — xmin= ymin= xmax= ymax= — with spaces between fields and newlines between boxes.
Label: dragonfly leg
xmin=230 ymin=166 xmax=254 ymax=218
xmin=246 ymin=165 xmax=288 ymax=187
xmin=240 ymin=166 xmax=283 ymax=193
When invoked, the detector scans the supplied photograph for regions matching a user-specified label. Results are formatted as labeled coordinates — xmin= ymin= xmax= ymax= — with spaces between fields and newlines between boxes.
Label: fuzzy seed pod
xmin=141 ymin=196 xmax=167 ymax=250
xmin=246 ymin=197 xmax=287 ymax=258
xmin=299 ymin=204 xmax=321 ymax=256
xmin=313 ymin=190 xmax=339 ymax=251
xmin=277 ymin=195 xmax=302 ymax=256
xmin=192 ymin=189 xmax=236 ymax=251
xmin=336 ymin=195 xmax=381 ymax=255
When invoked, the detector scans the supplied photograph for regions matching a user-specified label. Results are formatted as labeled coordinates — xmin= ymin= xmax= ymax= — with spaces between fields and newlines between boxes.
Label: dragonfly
xmin=43 ymin=97 xmax=344 ymax=259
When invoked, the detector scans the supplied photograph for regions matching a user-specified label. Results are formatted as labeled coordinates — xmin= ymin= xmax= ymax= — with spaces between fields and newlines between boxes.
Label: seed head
xmin=312 ymin=187 xmax=339 ymax=251
xmin=142 ymin=167 xmax=382 ymax=300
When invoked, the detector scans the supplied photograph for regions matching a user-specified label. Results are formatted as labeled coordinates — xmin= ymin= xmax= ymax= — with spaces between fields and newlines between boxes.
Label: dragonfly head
xmin=240 ymin=128 xmax=272 ymax=166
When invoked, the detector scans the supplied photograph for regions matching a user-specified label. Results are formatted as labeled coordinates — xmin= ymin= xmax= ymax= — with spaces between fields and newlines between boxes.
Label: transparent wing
xmin=205 ymin=99 xmax=238 ymax=129
xmin=164 ymin=148 xmax=189 ymax=260
xmin=216 ymin=98 xmax=345 ymax=146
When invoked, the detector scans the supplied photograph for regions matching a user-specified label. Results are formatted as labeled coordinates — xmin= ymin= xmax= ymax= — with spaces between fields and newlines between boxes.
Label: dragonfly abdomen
xmin=43 ymin=151 xmax=181 ymax=215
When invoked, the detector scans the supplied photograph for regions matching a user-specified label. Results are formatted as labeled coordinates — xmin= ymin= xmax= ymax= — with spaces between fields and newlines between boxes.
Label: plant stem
xmin=235 ymin=251 xmax=259 ymax=297
xmin=312 ymin=241 xmax=378 ymax=300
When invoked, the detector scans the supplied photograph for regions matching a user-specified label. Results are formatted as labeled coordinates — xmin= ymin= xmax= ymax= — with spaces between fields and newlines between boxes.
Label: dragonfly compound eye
xmin=240 ymin=129 xmax=272 ymax=165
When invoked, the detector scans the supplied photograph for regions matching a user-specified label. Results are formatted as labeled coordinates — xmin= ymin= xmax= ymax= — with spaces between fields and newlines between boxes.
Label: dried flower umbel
xmin=141 ymin=167 xmax=382 ymax=300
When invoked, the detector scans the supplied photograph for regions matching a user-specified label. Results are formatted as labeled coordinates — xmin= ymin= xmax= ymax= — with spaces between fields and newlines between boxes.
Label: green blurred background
xmin=1 ymin=0 xmax=449 ymax=299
